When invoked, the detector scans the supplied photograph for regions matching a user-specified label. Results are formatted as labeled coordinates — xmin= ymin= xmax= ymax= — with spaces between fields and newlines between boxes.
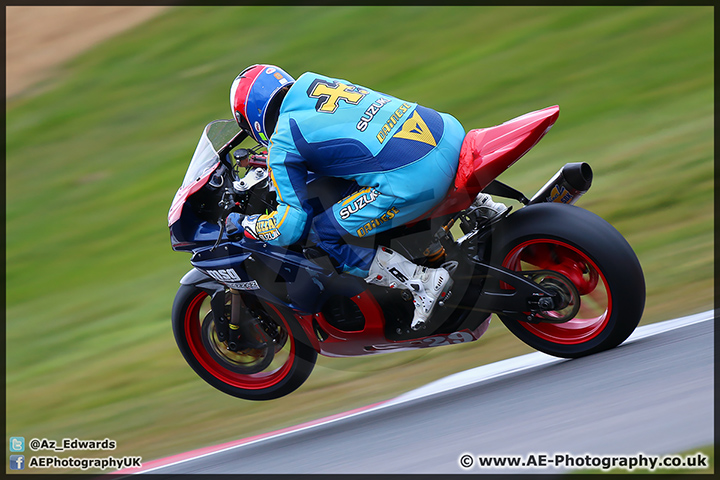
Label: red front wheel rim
xmin=502 ymin=239 xmax=612 ymax=345
xmin=184 ymin=292 xmax=296 ymax=390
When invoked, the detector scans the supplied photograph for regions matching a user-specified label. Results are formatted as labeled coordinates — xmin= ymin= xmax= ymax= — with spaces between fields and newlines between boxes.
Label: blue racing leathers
xmin=253 ymin=72 xmax=465 ymax=277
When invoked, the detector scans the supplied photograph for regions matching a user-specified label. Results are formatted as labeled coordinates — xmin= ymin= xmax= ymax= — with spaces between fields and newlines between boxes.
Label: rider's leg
xmin=310 ymin=110 xmax=465 ymax=329
xmin=310 ymin=212 xmax=454 ymax=330
xmin=310 ymin=172 xmax=457 ymax=329
xmin=365 ymin=246 xmax=453 ymax=330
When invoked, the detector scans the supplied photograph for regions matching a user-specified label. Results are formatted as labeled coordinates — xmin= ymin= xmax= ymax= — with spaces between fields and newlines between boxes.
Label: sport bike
xmin=168 ymin=106 xmax=645 ymax=400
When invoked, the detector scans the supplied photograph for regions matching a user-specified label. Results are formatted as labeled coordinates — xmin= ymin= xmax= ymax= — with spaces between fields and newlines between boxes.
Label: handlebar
xmin=248 ymin=155 xmax=267 ymax=168
xmin=228 ymin=148 xmax=267 ymax=174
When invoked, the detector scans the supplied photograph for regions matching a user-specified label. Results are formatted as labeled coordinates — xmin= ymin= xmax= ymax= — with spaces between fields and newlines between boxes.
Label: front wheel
xmin=172 ymin=285 xmax=317 ymax=400
xmin=490 ymin=202 xmax=645 ymax=358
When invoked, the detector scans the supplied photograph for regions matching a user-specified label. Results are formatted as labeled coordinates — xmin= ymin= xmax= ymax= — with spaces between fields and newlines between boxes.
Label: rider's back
xmin=271 ymin=72 xmax=452 ymax=182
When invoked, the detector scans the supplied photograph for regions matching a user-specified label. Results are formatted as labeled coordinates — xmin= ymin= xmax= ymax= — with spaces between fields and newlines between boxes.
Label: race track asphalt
xmin=142 ymin=315 xmax=714 ymax=474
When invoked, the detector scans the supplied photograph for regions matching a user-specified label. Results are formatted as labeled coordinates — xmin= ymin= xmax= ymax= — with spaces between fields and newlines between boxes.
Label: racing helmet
xmin=230 ymin=64 xmax=295 ymax=146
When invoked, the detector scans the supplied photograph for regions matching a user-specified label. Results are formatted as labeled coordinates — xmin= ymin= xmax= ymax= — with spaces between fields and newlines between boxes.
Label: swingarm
xmin=468 ymin=257 xmax=579 ymax=323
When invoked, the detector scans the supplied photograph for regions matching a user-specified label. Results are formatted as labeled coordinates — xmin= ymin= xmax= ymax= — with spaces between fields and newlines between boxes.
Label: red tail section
xmin=429 ymin=105 xmax=560 ymax=218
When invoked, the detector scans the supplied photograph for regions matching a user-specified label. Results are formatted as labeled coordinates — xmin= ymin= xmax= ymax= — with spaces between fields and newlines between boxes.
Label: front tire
xmin=172 ymin=285 xmax=317 ymax=400
xmin=490 ymin=202 xmax=645 ymax=358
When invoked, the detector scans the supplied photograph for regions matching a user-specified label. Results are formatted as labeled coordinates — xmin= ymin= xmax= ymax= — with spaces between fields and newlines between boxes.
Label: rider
xmin=225 ymin=64 xmax=505 ymax=330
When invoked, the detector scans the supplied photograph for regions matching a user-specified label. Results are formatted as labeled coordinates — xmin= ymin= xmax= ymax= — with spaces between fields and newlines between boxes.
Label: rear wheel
xmin=172 ymin=285 xmax=317 ymax=400
xmin=490 ymin=203 xmax=645 ymax=358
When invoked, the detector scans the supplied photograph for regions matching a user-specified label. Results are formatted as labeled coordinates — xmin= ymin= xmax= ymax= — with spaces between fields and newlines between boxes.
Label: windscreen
xmin=169 ymin=120 xmax=242 ymax=226
xmin=180 ymin=120 xmax=242 ymax=188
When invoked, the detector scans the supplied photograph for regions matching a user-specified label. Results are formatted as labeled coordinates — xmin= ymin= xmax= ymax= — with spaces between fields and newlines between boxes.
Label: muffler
xmin=528 ymin=162 xmax=593 ymax=205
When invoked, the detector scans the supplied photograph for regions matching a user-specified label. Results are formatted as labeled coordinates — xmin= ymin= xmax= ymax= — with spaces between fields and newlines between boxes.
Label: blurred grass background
xmin=5 ymin=6 xmax=713 ymax=472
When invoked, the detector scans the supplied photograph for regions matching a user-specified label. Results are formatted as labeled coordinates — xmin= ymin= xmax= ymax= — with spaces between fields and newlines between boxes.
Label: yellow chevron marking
xmin=393 ymin=110 xmax=436 ymax=147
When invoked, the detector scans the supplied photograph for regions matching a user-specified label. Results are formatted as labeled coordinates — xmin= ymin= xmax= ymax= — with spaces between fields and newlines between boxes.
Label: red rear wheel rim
xmin=184 ymin=292 xmax=296 ymax=389
xmin=502 ymin=239 xmax=612 ymax=345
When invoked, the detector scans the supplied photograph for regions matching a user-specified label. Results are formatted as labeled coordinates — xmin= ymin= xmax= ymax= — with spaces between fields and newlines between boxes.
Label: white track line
xmin=388 ymin=309 xmax=714 ymax=406
xmin=122 ymin=310 xmax=714 ymax=474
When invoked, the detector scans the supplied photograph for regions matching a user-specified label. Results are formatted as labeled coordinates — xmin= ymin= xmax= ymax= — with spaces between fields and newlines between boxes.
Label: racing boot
xmin=365 ymin=247 xmax=453 ymax=330
xmin=472 ymin=193 xmax=508 ymax=223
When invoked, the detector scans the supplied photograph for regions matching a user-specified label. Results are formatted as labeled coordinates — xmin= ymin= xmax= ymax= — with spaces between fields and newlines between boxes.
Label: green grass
xmin=5 ymin=6 xmax=713 ymax=473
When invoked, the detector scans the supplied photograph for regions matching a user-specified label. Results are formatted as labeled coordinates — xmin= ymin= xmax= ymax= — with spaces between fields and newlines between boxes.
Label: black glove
xmin=225 ymin=212 xmax=245 ymax=239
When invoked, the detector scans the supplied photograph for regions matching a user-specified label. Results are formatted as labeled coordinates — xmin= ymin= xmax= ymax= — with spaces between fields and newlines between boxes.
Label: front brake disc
xmin=201 ymin=311 xmax=274 ymax=374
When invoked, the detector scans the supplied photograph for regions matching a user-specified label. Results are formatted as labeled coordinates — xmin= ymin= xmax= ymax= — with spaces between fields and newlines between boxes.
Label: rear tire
xmin=490 ymin=202 xmax=645 ymax=358
xmin=172 ymin=285 xmax=317 ymax=400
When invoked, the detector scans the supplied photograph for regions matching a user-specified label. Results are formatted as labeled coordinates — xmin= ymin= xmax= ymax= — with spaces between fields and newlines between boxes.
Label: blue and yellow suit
xmin=254 ymin=72 xmax=465 ymax=277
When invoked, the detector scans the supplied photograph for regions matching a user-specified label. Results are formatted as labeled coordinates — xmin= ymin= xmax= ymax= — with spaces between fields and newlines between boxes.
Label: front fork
xmin=198 ymin=280 xmax=246 ymax=351
xmin=180 ymin=268 xmax=267 ymax=351
xmin=207 ymin=289 xmax=251 ymax=351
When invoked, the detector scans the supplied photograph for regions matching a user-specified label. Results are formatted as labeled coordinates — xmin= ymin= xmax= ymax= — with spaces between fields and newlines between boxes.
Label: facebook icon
xmin=10 ymin=455 xmax=25 ymax=470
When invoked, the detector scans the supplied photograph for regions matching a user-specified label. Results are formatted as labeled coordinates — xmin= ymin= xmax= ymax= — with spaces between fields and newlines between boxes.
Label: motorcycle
xmin=168 ymin=105 xmax=645 ymax=401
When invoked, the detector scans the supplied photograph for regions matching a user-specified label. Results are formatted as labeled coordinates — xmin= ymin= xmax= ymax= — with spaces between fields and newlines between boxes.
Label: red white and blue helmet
xmin=230 ymin=64 xmax=295 ymax=146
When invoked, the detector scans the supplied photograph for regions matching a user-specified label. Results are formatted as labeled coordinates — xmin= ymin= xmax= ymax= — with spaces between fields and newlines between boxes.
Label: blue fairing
xmin=170 ymin=209 xmax=222 ymax=252
xmin=188 ymin=237 xmax=365 ymax=313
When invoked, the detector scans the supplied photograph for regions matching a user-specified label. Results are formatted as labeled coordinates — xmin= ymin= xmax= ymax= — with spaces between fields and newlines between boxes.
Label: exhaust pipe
xmin=528 ymin=162 xmax=593 ymax=205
